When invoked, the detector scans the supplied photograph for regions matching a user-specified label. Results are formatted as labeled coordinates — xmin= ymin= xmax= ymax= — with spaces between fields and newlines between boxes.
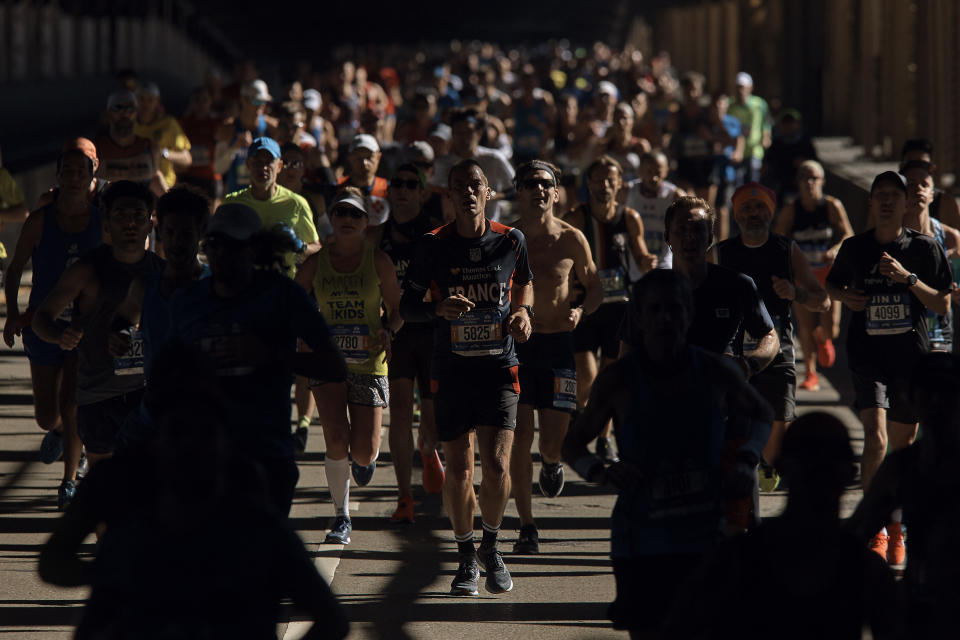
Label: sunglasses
xmin=521 ymin=178 xmax=556 ymax=190
xmin=390 ymin=178 xmax=421 ymax=190
xmin=111 ymin=104 xmax=136 ymax=114
xmin=283 ymin=159 xmax=304 ymax=169
xmin=332 ymin=207 xmax=366 ymax=219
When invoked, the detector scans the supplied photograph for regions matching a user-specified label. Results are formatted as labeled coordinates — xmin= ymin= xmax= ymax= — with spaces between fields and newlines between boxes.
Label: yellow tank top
xmin=312 ymin=241 xmax=386 ymax=375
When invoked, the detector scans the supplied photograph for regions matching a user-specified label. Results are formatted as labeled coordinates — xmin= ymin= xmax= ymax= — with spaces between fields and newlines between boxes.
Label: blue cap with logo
xmin=248 ymin=137 xmax=281 ymax=159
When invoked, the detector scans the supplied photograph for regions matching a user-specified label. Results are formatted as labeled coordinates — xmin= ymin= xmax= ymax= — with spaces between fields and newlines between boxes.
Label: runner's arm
xmin=877 ymin=251 xmax=950 ymax=315
xmin=374 ymin=249 xmax=404 ymax=335
xmin=771 ymin=201 xmax=795 ymax=236
xmin=788 ymin=242 xmax=830 ymax=312
xmin=623 ymin=207 xmax=657 ymax=271
xmin=33 ymin=261 xmax=94 ymax=348
xmin=940 ymin=221 xmax=960 ymax=259
xmin=4 ymin=210 xmax=42 ymax=321
xmin=571 ymin=228 xmax=603 ymax=316
xmin=825 ymin=196 xmax=854 ymax=258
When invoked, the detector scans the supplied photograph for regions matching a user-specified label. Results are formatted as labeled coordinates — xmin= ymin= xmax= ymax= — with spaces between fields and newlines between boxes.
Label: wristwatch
xmin=519 ymin=304 xmax=535 ymax=320
xmin=161 ymin=148 xmax=170 ymax=160
xmin=906 ymin=273 xmax=918 ymax=287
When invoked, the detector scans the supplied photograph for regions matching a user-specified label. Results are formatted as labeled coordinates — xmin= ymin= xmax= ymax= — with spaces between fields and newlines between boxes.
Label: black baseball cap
xmin=870 ymin=171 xmax=907 ymax=194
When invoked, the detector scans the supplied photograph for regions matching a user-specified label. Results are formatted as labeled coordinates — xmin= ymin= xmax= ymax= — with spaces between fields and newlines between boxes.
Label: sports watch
xmin=519 ymin=304 xmax=535 ymax=320
xmin=906 ymin=273 xmax=918 ymax=287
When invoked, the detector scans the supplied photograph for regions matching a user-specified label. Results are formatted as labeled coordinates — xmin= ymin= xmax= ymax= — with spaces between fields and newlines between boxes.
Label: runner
xmin=367 ymin=164 xmax=445 ymax=523
xmin=178 ymin=86 xmax=224 ymax=204
xmin=168 ymin=202 xmax=346 ymax=516
xmin=223 ymin=137 xmax=320 ymax=277
xmin=773 ymin=159 xmax=854 ymax=390
xmin=563 ymin=268 xmax=772 ymax=637
xmin=97 ymin=90 xmax=164 ymax=196
xmin=216 ymin=79 xmax=276 ymax=193
xmin=400 ymin=159 xmax=533 ymax=596
xmin=510 ymin=160 xmax=602 ymax=553
xmin=3 ymin=146 xmax=102 ymax=509
xmin=296 ymin=189 xmax=402 ymax=543
xmin=718 ymin=183 xmax=829 ymax=491
xmin=728 ymin=72 xmax=772 ymax=185
xmin=901 ymin=159 xmax=960 ymax=355
xmin=31 ymin=181 xmax=163 ymax=472
xmin=564 ymin=155 xmax=654 ymax=461
xmin=824 ymin=170 xmax=952 ymax=564
xmin=900 ymin=138 xmax=960 ymax=229
xmin=337 ymin=134 xmax=390 ymax=225
xmin=133 ymin=81 xmax=192 ymax=188
xmin=625 ymin=150 xmax=684 ymax=271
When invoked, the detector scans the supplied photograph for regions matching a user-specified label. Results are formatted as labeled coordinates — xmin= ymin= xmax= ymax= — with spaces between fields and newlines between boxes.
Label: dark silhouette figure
xmin=664 ymin=411 xmax=901 ymax=639
xmin=38 ymin=343 xmax=349 ymax=639
xmin=848 ymin=352 xmax=960 ymax=638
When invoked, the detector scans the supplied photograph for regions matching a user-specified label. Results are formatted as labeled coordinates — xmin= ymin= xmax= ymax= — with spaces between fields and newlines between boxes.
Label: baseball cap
xmin=428 ymin=123 xmax=452 ymax=142
xmin=871 ymin=171 xmax=907 ymax=194
xmin=330 ymin=192 xmax=368 ymax=215
xmin=596 ymin=80 xmax=618 ymax=98
xmin=241 ymin=79 xmax=273 ymax=105
xmin=405 ymin=141 xmax=435 ymax=164
xmin=137 ymin=81 xmax=160 ymax=97
xmin=248 ymin=137 xmax=281 ymax=159
xmin=61 ymin=137 xmax=99 ymax=171
xmin=107 ymin=89 xmax=138 ymax=110
xmin=732 ymin=182 xmax=776 ymax=214
xmin=899 ymin=159 xmax=934 ymax=176
xmin=735 ymin=71 xmax=754 ymax=87
xmin=302 ymin=88 xmax=321 ymax=111
xmin=349 ymin=134 xmax=380 ymax=154
xmin=208 ymin=203 xmax=262 ymax=241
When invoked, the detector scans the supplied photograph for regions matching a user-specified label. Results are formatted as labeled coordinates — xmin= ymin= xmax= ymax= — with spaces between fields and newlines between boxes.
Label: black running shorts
xmin=749 ymin=363 xmax=796 ymax=422
xmin=387 ymin=323 xmax=434 ymax=399
xmin=573 ymin=301 xmax=628 ymax=358
xmin=431 ymin=364 xmax=520 ymax=441
xmin=77 ymin=390 xmax=145 ymax=455
xmin=517 ymin=332 xmax=577 ymax=413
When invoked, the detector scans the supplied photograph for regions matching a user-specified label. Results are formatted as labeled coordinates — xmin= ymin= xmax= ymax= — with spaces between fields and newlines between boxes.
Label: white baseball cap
xmin=241 ymin=79 xmax=273 ymax=105
xmin=349 ymin=134 xmax=380 ymax=154
xmin=735 ymin=72 xmax=754 ymax=87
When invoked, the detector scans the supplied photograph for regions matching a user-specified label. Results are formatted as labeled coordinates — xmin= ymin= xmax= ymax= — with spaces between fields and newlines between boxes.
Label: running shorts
xmin=387 ymin=323 xmax=433 ymax=399
xmin=574 ymin=301 xmax=629 ymax=358
xmin=517 ymin=332 xmax=577 ymax=413
xmin=431 ymin=364 xmax=520 ymax=441
xmin=749 ymin=363 xmax=796 ymax=422
xmin=77 ymin=390 xmax=145 ymax=455
xmin=850 ymin=358 xmax=919 ymax=424
xmin=345 ymin=372 xmax=389 ymax=408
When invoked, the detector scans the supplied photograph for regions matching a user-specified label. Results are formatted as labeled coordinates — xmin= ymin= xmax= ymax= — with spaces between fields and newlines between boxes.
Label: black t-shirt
xmin=688 ymin=263 xmax=775 ymax=356
xmin=717 ymin=233 xmax=795 ymax=365
xmin=404 ymin=219 xmax=533 ymax=373
xmin=825 ymin=228 xmax=952 ymax=365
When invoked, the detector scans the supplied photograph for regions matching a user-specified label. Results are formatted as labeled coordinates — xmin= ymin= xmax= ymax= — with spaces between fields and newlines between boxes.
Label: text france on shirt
xmin=446 ymin=267 xmax=509 ymax=356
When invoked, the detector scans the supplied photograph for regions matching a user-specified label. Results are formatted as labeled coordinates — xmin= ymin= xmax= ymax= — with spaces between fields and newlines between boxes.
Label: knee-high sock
xmin=326 ymin=456 xmax=351 ymax=517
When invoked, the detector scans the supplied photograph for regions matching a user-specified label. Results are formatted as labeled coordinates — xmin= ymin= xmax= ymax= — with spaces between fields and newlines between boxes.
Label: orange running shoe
xmin=869 ymin=532 xmax=889 ymax=561
xmin=421 ymin=445 xmax=445 ymax=494
xmin=390 ymin=496 xmax=415 ymax=523
xmin=887 ymin=522 xmax=905 ymax=565
xmin=817 ymin=339 xmax=836 ymax=368
xmin=800 ymin=371 xmax=821 ymax=391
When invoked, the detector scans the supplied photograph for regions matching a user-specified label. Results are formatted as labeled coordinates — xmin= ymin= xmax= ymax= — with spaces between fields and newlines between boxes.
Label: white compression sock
xmin=325 ymin=456 xmax=351 ymax=517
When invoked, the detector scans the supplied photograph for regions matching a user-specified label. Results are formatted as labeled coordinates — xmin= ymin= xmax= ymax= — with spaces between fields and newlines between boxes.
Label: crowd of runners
xmin=1 ymin=39 xmax=959 ymax=637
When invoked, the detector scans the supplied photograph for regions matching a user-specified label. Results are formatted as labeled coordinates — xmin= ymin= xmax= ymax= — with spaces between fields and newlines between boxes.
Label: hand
xmin=878 ymin=252 xmax=910 ymax=283
xmin=562 ymin=307 xmax=584 ymax=331
xmin=59 ymin=327 xmax=84 ymax=351
xmin=107 ymin=331 xmax=131 ymax=357
xmin=840 ymin=288 xmax=869 ymax=312
xmin=507 ymin=310 xmax=532 ymax=343
xmin=640 ymin=253 xmax=658 ymax=271
xmin=823 ymin=247 xmax=837 ymax=263
xmin=3 ymin=314 xmax=22 ymax=348
xmin=771 ymin=274 xmax=796 ymax=300
xmin=378 ymin=328 xmax=393 ymax=363
xmin=436 ymin=294 xmax=475 ymax=321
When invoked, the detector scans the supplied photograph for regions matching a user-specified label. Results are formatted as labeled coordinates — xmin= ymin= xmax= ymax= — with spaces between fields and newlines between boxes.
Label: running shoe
xmin=293 ymin=426 xmax=309 ymax=455
xmin=351 ymin=460 xmax=376 ymax=486
xmin=476 ymin=545 xmax=513 ymax=593
xmin=325 ymin=515 xmax=352 ymax=544
xmin=57 ymin=479 xmax=76 ymax=511
xmin=869 ymin=532 xmax=889 ymax=561
xmin=450 ymin=553 xmax=480 ymax=596
xmin=799 ymin=371 xmax=820 ymax=391
xmin=40 ymin=429 xmax=63 ymax=464
xmin=538 ymin=462 xmax=565 ymax=498
xmin=817 ymin=338 xmax=836 ymax=369
xmin=512 ymin=524 xmax=540 ymax=554
xmin=887 ymin=522 xmax=905 ymax=565
xmin=595 ymin=436 xmax=618 ymax=463
xmin=390 ymin=496 xmax=415 ymax=524
xmin=758 ymin=462 xmax=780 ymax=492
xmin=421 ymin=445 xmax=445 ymax=494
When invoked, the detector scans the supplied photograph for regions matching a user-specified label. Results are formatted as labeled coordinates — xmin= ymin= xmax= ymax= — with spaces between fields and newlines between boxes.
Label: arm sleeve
xmin=738 ymin=273 xmax=775 ymax=337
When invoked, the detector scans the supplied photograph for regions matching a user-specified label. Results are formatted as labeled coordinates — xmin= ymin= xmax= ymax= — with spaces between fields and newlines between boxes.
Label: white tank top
xmin=625 ymin=179 xmax=677 ymax=271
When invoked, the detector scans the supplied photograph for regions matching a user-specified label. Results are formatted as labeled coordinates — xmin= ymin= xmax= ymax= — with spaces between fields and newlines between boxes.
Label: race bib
xmin=599 ymin=267 xmax=629 ymax=303
xmin=644 ymin=231 xmax=665 ymax=256
xmin=197 ymin=324 xmax=253 ymax=377
xmin=332 ymin=324 xmax=371 ymax=364
xmin=552 ymin=368 xmax=577 ymax=411
xmin=450 ymin=309 xmax=503 ymax=356
xmin=926 ymin=308 xmax=952 ymax=351
xmin=113 ymin=329 xmax=144 ymax=376
xmin=646 ymin=467 xmax=714 ymax=521
xmin=866 ymin=293 xmax=912 ymax=336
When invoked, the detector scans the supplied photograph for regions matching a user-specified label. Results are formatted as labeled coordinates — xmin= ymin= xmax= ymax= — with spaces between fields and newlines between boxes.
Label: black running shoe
xmin=324 ymin=515 xmax=352 ymax=544
xmin=57 ymin=480 xmax=76 ymax=511
xmin=450 ymin=553 xmax=480 ymax=596
xmin=293 ymin=426 xmax=309 ymax=455
xmin=595 ymin=435 xmax=618 ymax=463
xmin=512 ymin=524 xmax=540 ymax=554
xmin=476 ymin=545 xmax=513 ymax=593
xmin=539 ymin=462 xmax=565 ymax=498
xmin=351 ymin=460 xmax=376 ymax=486
xmin=40 ymin=429 xmax=63 ymax=465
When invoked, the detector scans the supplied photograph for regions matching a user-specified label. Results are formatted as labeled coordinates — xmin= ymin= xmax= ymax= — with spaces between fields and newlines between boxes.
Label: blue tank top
xmin=612 ymin=347 xmax=728 ymax=558
xmin=224 ymin=115 xmax=268 ymax=193
xmin=141 ymin=265 xmax=211 ymax=379
xmin=28 ymin=204 xmax=103 ymax=316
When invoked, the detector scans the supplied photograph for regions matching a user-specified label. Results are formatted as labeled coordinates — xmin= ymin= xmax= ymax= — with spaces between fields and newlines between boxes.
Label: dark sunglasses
xmin=521 ymin=178 xmax=556 ymax=190
xmin=414 ymin=161 xmax=434 ymax=170
xmin=283 ymin=159 xmax=304 ymax=169
xmin=390 ymin=178 xmax=421 ymax=190
xmin=111 ymin=104 xmax=136 ymax=114
xmin=332 ymin=207 xmax=366 ymax=219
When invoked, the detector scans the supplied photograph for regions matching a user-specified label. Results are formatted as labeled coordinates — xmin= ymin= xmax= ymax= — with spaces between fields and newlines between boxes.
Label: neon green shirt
xmin=729 ymin=95 xmax=771 ymax=160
